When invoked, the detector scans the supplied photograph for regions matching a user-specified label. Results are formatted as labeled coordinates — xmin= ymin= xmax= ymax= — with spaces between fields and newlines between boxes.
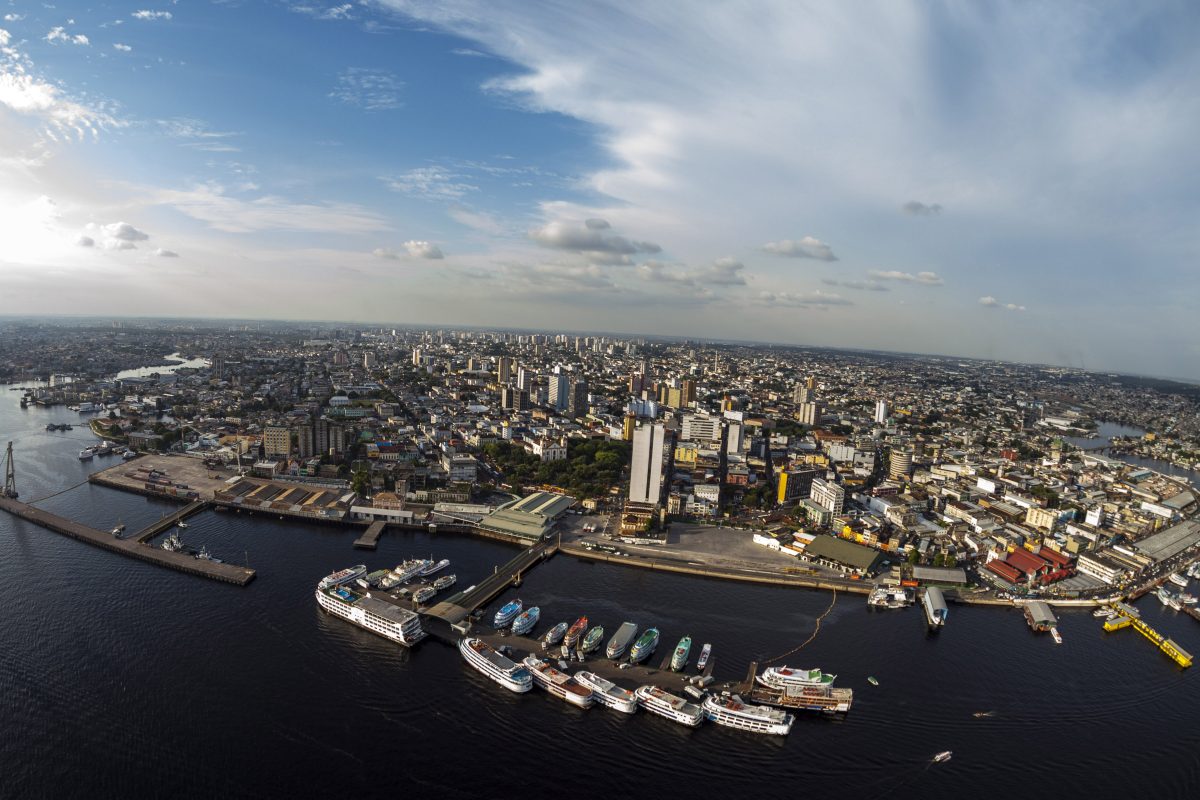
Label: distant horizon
xmin=3 ymin=311 xmax=1199 ymax=389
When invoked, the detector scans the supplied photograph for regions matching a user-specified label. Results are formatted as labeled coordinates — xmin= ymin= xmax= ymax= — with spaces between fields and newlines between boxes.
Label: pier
xmin=738 ymin=660 xmax=854 ymax=714
xmin=353 ymin=520 xmax=387 ymax=550
xmin=0 ymin=496 xmax=255 ymax=586
xmin=1103 ymin=606 xmax=1192 ymax=668
xmin=424 ymin=539 xmax=558 ymax=625
xmin=130 ymin=500 xmax=209 ymax=543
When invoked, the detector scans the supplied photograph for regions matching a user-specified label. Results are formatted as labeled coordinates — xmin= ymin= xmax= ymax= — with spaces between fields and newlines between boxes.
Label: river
xmin=1 ymin=383 xmax=1199 ymax=799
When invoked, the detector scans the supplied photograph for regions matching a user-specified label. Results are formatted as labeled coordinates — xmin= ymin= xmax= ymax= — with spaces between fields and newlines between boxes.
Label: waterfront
xmin=3 ymin=387 xmax=1200 ymax=798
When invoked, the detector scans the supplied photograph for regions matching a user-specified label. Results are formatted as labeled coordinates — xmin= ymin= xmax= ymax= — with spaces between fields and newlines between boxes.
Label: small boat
xmin=1168 ymin=573 xmax=1189 ymax=588
xmin=420 ymin=558 xmax=450 ymax=576
xmin=78 ymin=449 xmax=94 ymax=460
xmin=1050 ymin=628 xmax=1063 ymax=645
xmin=867 ymin=676 xmax=879 ymax=686
xmin=973 ymin=711 xmax=995 ymax=718
xmin=580 ymin=625 xmax=606 ymax=654
xmin=195 ymin=545 xmax=222 ymax=563
xmin=176 ymin=520 xmax=189 ymax=529
xmin=161 ymin=532 xmax=185 ymax=552
xmin=109 ymin=521 xmax=125 ymax=537
xmin=542 ymin=622 xmax=569 ymax=649
xmin=933 ymin=751 xmax=953 ymax=763
xmin=511 ymin=606 xmax=541 ymax=636
xmin=670 ymin=635 xmax=692 ymax=671
xmin=1092 ymin=608 xmax=1111 ymax=618
xmin=564 ymin=616 xmax=589 ymax=648
xmin=696 ymin=643 xmax=711 ymax=671
xmin=493 ymin=599 xmax=523 ymax=628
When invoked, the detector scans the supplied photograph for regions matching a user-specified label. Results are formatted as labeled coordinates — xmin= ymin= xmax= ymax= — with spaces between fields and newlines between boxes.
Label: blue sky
xmin=2 ymin=2 xmax=1199 ymax=379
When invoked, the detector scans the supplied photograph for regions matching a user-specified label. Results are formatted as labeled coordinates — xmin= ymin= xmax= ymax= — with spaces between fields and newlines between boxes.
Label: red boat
xmin=564 ymin=616 xmax=589 ymax=647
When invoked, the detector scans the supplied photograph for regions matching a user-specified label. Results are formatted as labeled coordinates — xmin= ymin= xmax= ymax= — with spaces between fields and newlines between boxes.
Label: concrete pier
xmin=0 ymin=496 xmax=255 ymax=586
xmin=130 ymin=500 xmax=209 ymax=543
xmin=353 ymin=521 xmax=386 ymax=550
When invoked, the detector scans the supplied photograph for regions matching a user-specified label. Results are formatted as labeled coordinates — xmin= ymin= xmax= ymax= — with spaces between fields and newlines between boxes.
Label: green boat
xmin=580 ymin=625 xmax=606 ymax=654
xmin=629 ymin=627 xmax=660 ymax=663
xmin=670 ymin=635 xmax=692 ymax=671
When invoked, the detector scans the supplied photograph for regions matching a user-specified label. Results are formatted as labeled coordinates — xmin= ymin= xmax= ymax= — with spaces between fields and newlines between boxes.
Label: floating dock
xmin=0 ymin=496 xmax=255 ymax=586
xmin=1103 ymin=606 xmax=1192 ymax=668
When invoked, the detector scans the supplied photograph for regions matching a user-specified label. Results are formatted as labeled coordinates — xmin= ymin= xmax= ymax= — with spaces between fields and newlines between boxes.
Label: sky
xmin=1 ymin=2 xmax=1199 ymax=379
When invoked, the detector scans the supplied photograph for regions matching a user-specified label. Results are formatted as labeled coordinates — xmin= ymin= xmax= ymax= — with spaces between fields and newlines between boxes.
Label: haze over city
xmin=2 ymin=1 xmax=1199 ymax=378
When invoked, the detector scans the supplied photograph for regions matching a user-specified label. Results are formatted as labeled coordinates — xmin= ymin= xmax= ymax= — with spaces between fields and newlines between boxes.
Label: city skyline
xmin=2 ymin=2 xmax=1199 ymax=379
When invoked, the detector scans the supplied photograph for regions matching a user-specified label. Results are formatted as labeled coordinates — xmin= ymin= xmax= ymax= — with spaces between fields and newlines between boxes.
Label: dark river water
xmin=2 ymin=384 xmax=1199 ymax=799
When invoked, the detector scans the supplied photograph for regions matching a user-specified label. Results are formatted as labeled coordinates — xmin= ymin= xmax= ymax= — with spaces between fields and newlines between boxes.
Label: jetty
xmin=1103 ymin=605 xmax=1192 ymax=668
xmin=424 ymin=540 xmax=558 ymax=625
xmin=130 ymin=500 xmax=209 ymax=543
xmin=0 ymin=496 xmax=255 ymax=586
xmin=353 ymin=520 xmax=387 ymax=550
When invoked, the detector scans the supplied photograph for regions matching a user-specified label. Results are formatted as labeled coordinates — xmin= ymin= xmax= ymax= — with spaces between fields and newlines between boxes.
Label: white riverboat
xmin=574 ymin=671 xmax=638 ymax=714
xmin=459 ymin=638 xmax=533 ymax=693
xmin=634 ymin=685 xmax=703 ymax=727
xmin=522 ymin=656 xmax=593 ymax=708
xmin=315 ymin=582 xmax=425 ymax=646
xmin=702 ymin=694 xmax=794 ymax=736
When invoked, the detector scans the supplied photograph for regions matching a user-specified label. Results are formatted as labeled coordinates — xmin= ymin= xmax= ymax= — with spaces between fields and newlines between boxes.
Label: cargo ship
xmin=606 ymin=622 xmax=639 ymax=659
xmin=493 ymin=599 xmax=524 ymax=628
xmin=512 ymin=606 xmax=541 ymax=635
xmin=522 ymin=656 xmax=594 ymax=708
xmin=757 ymin=666 xmax=836 ymax=690
xmin=542 ymin=622 xmax=569 ymax=649
xmin=671 ymin=635 xmax=692 ymax=671
xmin=922 ymin=586 xmax=948 ymax=628
xmin=574 ymin=671 xmax=638 ymax=713
xmin=635 ymin=685 xmax=703 ymax=727
xmin=564 ymin=616 xmax=589 ymax=648
xmin=629 ymin=627 xmax=660 ymax=664
xmin=702 ymin=694 xmax=794 ymax=736
xmin=315 ymin=580 xmax=426 ymax=646
xmin=459 ymin=638 xmax=532 ymax=693
xmin=580 ymin=625 xmax=605 ymax=654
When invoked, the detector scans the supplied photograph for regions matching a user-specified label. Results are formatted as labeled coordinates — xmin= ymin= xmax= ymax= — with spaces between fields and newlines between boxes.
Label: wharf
xmin=1103 ymin=606 xmax=1192 ymax=668
xmin=425 ymin=540 xmax=558 ymax=625
xmin=0 ymin=496 xmax=255 ymax=586
xmin=130 ymin=499 xmax=209 ymax=543
xmin=739 ymin=661 xmax=854 ymax=714
xmin=354 ymin=521 xmax=386 ymax=550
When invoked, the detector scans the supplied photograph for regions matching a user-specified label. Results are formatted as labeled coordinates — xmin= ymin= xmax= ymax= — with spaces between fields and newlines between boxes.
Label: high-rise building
xmin=622 ymin=414 xmax=636 ymax=441
xmin=888 ymin=448 xmax=913 ymax=480
xmin=497 ymin=357 xmax=513 ymax=384
xmin=517 ymin=366 xmax=533 ymax=391
xmin=629 ymin=423 xmax=666 ymax=505
xmin=777 ymin=467 xmax=819 ymax=505
xmin=811 ymin=477 xmax=845 ymax=514
xmin=725 ymin=422 xmax=744 ymax=455
xmin=500 ymin=386 xmax=516 ymax=410
xmin=263 ymin=426 xmax=290 ymax=459
xmin=682 ymin=379 xmax=697 ymax=406
xmin=797 ymin=401 xmax=822 ymax=426
xmin=568 ymin=380 xmax=589 ymax=419
xmin=549 ymin=373 xmax=570 ymax=412
xmin=681 ymin=413 xmax=722 ymax=442
xmin=874 ymin=399 xmax=889 ymax=425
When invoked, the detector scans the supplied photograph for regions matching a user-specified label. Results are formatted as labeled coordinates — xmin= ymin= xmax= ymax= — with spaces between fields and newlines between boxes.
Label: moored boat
xmin=459 ymin=637 xmax=532 ymax=693
xmin=696 ymin=643 xmax=712 ymax=671
xmin=574 ymin=671 xmax=637 ymax=713
xmin=635 ymin=685 xmax=703 ymax=727
xmin=512 ymin=606 xmax=541 ymax=635
xmin=1168 ymin=572 xmax=1189 ymax=588
xmin=420 ymin=558 xmax=450 ymax=576
xmin=315 ymin=581 xmax=425 ymax=646
xmin=629 ymin=627 xmax=660 ymax=664
xmin=922 ymin=586 xmax=948 ymax=628
xmin=757 ymin=665 xmax=836 ymax=690
xmin=580 ymin=625 xmax=605 ymax=654
xmin=606 ymin=621 xmax=638 ymax=659
xmin=542 ymin=622 xmax=569 ymax=649
xmin=432 ymin=574 xmax=456 ymax=591
xmin=564 ymin=616 xmax=588 ymax=647
xmin=522 ymin=656 xmax=593 ymax=708
xmin=494 ymin=599 xmax=524 ymax=628
xmin=318 ymin=564 xmax=367 ymax=590
xmin=702 ymin=694 xmax=793 ymax=736
xmin=671 ymin=635 xmax=692 ymax=671
xmin=412 ymin=585 xmax=436 ymax=604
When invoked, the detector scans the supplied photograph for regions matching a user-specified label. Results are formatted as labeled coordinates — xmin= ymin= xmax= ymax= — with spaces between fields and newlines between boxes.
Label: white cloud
xmin=761 ymin=236 xmax=838 ymax=261
xmin=76 ymin=235 xmax=94 ymax=247
xmin=113 ymin=43 xmax=132 ymax=52
xmin=83 ymin=221 xmax=149 ymax=250
xmin=980 ymin=296 xmax=1026 ymax=311
xmin=529 ymin=218 xmax=660 ymax=264
xmin=102 ymin=221 xmax=149 ymax=242
xmin=3 ymin=14 xmax=25 ymax=22
xmin=44 ymin=27 xmax=90 ymax=46
xmin=321 ymin=4 xmax=354 ymax=20
xmin=1 ymin=32 xmax=120 ymax=139
xmin=330 ymin=68 xmax=403 ymax=111
xmin=758 ymin=290 xmax=852 ymax=308
xmin=902 ymin=200 xmax=943 ymax=216
xmin=152 ymin=183 xmax=389 ymax=234
xmin=154 ymin=248 xmax=179 ymax=257
xmin=823 ymin=277 xmax=887 ymax=291
xmin=868 ymin=269 xmax=944 ymax=286
xmin=403 ymin=240 xmax=444 ymax=259
xmin=384 ymin=167 xmax=475 ymax=200
xmin=131 ymin=11 xmax=173 ymax=21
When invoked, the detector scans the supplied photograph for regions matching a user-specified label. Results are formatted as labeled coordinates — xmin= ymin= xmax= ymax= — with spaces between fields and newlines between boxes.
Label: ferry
xmin=459 ymin=638 xmax=532 ymax=693
xmin=606 ymin=622 xmax=639 ymax=659
xmin=696 ymin=643 xmax=711 ymax=671
xmin=494 ymin=599 xmax=524 ymax=628
xmin=381 ymin=559 xmax=429 ymax=589
xmin=78 ymin=449 xmax=94 ymax=460
xmin=542 ymin=622 xmax=569 ymax=650
xmin=420 ymin=558 xmax=450 ymax=576
xmin=702 ymin=694 xmax=794 ymax=736
xmin=432 ymin=574 xmax=457 ymax=591
xmin=868 ymin=586 xmax=913 ymax=608
xmin=671 ymin=635 xmax=692 ymax=671
xmin=757 ymin=666 xmax=836 ymax=690
xmin=574 ymin=671 xmax=638 ymax=713
xmin=512 ymin=606 xmax=541 ymax=635
xmin=635 ymin=685 xmax=704 ymax=727
xmin=922 ymin=586 xmax=948 ymax=628
xmin=318 ymin=564 xmax=367 ymax=591
xmin=580 ymin=625 xmax=605 ymax=654
xmin=629 ymin=627 xmax=660 ymax=664
xmin=315 ymin=581 xmax=426 ymax=646
xmin=412 ymin=586 xmax=436 ymax=604
xmin=564 ymin=616 xmax=589 ymax=647
xmin=1168 ymin=573 xmax=1189 ymax=588
xmin=521 ymin=656 xmax=594 ymax=708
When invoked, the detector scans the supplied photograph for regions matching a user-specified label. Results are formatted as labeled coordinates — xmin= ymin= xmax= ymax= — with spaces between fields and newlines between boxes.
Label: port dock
xmin=0 ymin=496 xmax=255 ymax=586
xmin=353 ymin=520 xmax=387 ymax=550
xmin=130 ymin=499 xmax=209 ymax=543
xmin=1103 ymin=606 xmax=1192 ymax=668
xmin=739 ymin=660 xmax=854 ymax=714
xmin=424 ymin=540 xmax=558 ymax=625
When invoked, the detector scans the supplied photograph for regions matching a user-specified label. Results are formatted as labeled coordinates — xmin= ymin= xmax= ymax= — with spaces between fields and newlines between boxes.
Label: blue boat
xmin=493 ymin=598 xmax=524 ymax=628
xmin=511 ymin=606 xmax=541 ymax=635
